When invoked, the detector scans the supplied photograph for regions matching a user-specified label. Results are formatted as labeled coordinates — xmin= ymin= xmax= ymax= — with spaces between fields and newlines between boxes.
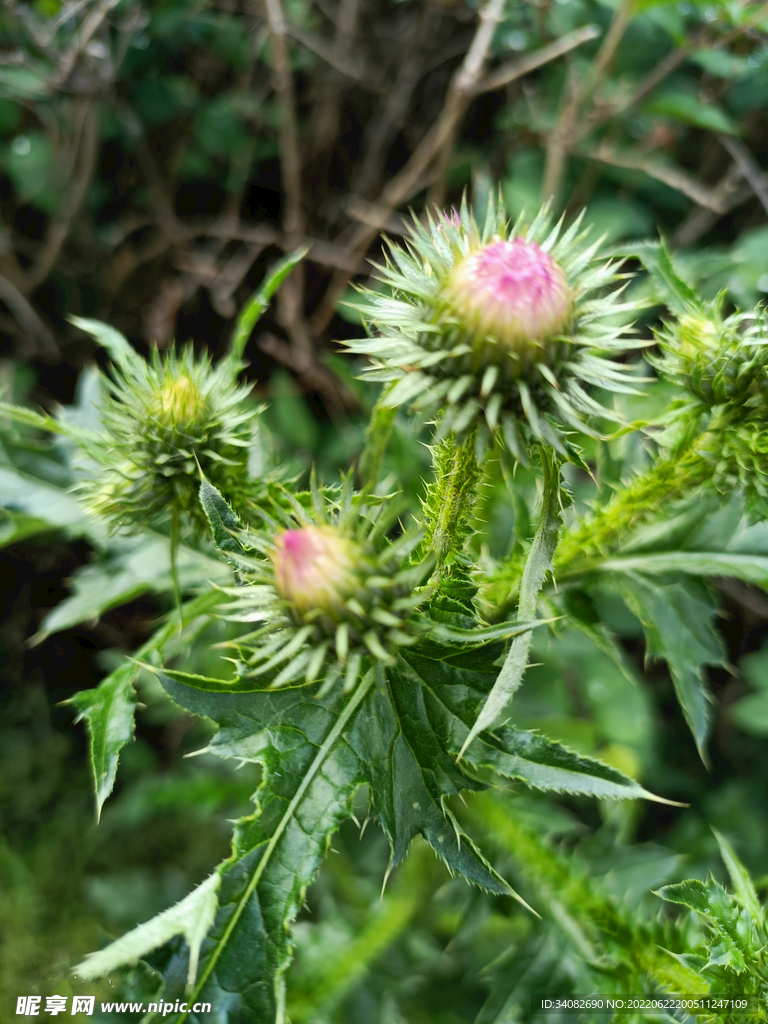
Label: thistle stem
xmin=170 ymin=501 xmax=182 ymax=616
xmin=423 ymin=428 xmax=484 ymax=573
xmin=358 ymin=391 xmax=397 ymax=491
xmin=556 ymin=442 xmax=710 ymax=575
xmin=459 ymin=447 xmax=563 ymax=757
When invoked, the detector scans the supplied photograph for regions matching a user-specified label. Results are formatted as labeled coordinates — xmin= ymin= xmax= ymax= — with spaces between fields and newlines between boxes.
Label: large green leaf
xmin=143 ymin=654 xmax=521 ymax=1024
xmin=590 ymin=551 xmax=768 ymax=589
xmin=612 ymin=574 xmax=721 ymax=759
xmin=71 ymin=604 xmax=670 ymax=1021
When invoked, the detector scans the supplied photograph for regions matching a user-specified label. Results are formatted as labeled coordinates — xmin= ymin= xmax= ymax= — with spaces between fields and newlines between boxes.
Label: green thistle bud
xmin=653 ymin=302 xmax=768 ymax=410
xmin=81 ymin=346 xmax=259 ymax=533
xmin=223 ymin=486 xmax=433 ymax=692
xmin=344 ymin=195 xmax=642 ymax=462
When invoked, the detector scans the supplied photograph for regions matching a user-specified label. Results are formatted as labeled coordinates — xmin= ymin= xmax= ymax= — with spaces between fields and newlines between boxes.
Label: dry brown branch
xmin=672 ymin=163 xmax=768 ymax=247
xmin=428 ymin=23 xmax=603 ymax=206
xmin=542 ymin=0 xmax=632 ymax=203
xmin=0 ymin=272 xmax=58 ymax=358
xmin=52 ymin=0 xmax=121 ymax=87
xmin=26 ymin=99 xmax=99 ymax=292
xmin=351 ymin=5 xmax=434 ymax=199
xmin=310 ymin=0 xmax=507 ymax=336
xmin=264 ymin=0 xmax=311 ymax=366
xmin=471 ymin=24 xmax=601 ymax=96
xmin=578 ymin=143 xmax=731 ymax=212
xmin=308 ymin=0 xmax=362 ymax=158
xmin=716 ymin=133 xmax=768 ymax=217
xmin=132 ymin=134 xmax=191 ymax=246
xmin=287 ymin=18 xmax=375 ymax=87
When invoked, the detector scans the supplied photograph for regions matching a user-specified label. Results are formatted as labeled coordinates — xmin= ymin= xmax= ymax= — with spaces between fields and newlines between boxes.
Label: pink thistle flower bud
xmin=446 ymin=238 xmax=571 ymax=350
xmin=271 ymin=525 xmax=359 ymax=616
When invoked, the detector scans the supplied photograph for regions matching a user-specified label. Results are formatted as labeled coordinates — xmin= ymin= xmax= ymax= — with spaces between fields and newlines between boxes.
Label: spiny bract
xmin=219 ymin=482 xmax=434 ymax=694
xmin=80 ymin=346 xmax=259 ymax=533
xmin=344 ymin=194 xmax=644 ymax=463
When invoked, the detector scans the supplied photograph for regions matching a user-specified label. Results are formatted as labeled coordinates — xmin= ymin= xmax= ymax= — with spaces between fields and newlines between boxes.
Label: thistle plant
xmin=6 ymin=211 xmax=768 ymax=1024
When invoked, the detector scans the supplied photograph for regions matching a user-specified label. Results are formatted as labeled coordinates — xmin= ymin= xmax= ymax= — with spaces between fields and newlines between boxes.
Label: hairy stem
xmin=422 ymin=429 xmax=484 ymax=573
xmin=170 ymin=501 xmax=182 ymax=615
xmin=358 ymin=391 xmax=397 ymax=491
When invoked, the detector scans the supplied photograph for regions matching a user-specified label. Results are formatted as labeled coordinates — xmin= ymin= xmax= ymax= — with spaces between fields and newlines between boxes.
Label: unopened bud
xmin=271 ymin=526 xmax=359 ymax=616
xmin=446 ymin=238 xmax=571 ymax=350
xmin=157 ymin=373 xmax=205 ymax=426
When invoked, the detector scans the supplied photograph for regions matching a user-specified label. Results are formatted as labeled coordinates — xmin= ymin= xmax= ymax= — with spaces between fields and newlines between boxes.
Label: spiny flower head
xmin=220 ymin=481 xmax=433 ymax=693
xmin=344 ymin=194 xmax=643 ymax=464
xmin=81 ymin=346 xmax=259 ymax=534
xmin=653 ymin=301 xmax=768 ymax=410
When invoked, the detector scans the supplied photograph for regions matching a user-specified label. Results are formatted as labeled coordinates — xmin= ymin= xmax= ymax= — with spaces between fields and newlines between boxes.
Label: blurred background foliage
xmin=2 ymin=0 xmax=768 ymax=1020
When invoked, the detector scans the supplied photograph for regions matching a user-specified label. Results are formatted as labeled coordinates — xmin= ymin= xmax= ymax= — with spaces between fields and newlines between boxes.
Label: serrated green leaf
xmin=66 ymin=590 xmax=224 ymax=817
xmin=0 ymin=399 xmax=105 ymax=460
xmin=401 ymin=650 xmax=672 ymax=802
xmin=228 ymin=246 xmax=309 ymax=364
xmin=657 ymin=877 xmax=749 ymax=974
xmin=430 ymin=617 xmax=544 ymax=645
xmin=156 ymin=669 xmax=371 ymax=1024
xmin=657 ymin=877 xmax=711 ymax=914
xmin=67 ymin=662 xmax=138 ymax=822
xmin=611 ymin=574 xmax=720 ymax=760
xmin=199 ymin=478 xmax=244 ymax=553
xmin=73 ymin=870 xmax=221 ymax=987
xmin=0 ymin=400 xmax=71 ymax=436
xmin=618 ymin=239 xmax=702 ymax=314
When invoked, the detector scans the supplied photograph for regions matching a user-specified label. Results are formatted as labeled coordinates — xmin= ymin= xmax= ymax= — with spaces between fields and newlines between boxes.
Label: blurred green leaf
xmin=6 ymin=130 xmax=53 ymax=200
xmin=645 ymin=89 xmax=740 ymax=135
